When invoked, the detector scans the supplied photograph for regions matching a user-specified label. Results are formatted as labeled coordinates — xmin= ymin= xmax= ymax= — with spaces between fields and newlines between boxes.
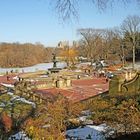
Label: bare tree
xmin=78 ymin=28 xmax=104 ymax=65
xmin=53 ymin=0 xmax=78 ymax=21
xmin=111 ymin=28 xmax=130 ymax=67
xmin=102 ymin=29 xmax=116 ymax=60
xmin=121 ymin=15 xmax=140 ymax=69
xmin=53 ymin=0 xmax=140 ymax=20
xmin=0 ymin=43 xmax=50 ymax=68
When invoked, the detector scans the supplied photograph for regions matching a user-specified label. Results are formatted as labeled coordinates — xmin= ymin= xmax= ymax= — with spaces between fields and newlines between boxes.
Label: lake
xmin=0 ymin=62 xmax=67 ymax=74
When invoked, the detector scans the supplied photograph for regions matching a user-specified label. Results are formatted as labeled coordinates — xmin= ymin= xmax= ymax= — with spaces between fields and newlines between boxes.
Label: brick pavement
xmin=36 ymin=77 xmax=109 ymax=102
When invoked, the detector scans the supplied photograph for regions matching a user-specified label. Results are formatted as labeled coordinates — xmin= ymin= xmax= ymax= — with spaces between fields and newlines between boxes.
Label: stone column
xmin=129 ymin=71 xmax=132 ymax=79
xmin=52 ymin=79 xmax=57 ymax=87
xmin=66 ymin=77 xmax=71 ymax=87
xmin=125 ymin=71 xmax=128 ymax=80
xmin=56 ymin=79 xmax=64 ymax=88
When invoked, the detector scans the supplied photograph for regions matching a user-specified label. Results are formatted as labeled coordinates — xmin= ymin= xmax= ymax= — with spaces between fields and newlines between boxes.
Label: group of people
xmin=93 ymin=70 xmax=111 ymax=83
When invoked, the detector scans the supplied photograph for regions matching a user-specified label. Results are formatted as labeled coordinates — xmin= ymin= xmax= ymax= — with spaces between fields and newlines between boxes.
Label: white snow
xmin=40 ymin=75 xmax=48 ymax=78
xmin=7 ymin=92 xmax=14 ymax=95
xmin=13 ymin=76 xmax=19 ymax=80
xmin=78 ymin=116 xmax=87 ymax=122
xmin=7 ymin=92 xmax=36 ymax=108
xmin=9 ymin=96 xmax=36 ymax=108
xmin=66 ymin=124 xmax=115 ymax=140
xmin=81 ymin=110 xmax=92 ymax=116
xmin=8 ymin=131 xmax=31 ymax=140
xmin=15 ymin=97 xmax=36 ymax=108
xmin=0 ymin=83 xmax=14 ymax=88
xmin=0 ymin=103 xmax=6 ymax=107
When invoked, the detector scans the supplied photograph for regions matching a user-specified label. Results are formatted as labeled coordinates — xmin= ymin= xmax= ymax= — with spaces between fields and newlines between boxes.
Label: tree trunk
xmin=132 ymin=45 xmax=135 ymax=69
xmin=90 ymin=58 xmax=93 ymax=66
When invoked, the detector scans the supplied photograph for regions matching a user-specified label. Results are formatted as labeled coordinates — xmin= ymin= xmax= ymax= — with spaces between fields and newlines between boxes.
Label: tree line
xmin=57 ymin=15 xmax=140 ymax=69
xmin=77 ymin=15 xmax=140 ymax=68
xmin=0 ymin=43 xmax=53 ymax=68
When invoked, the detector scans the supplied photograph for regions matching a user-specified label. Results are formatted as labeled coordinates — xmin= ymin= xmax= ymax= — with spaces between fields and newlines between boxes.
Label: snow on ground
xmin=40 ymin=75 xmax=49 ymax=78
xmin=78 ymin=116 xmax=93 ymax=125
xmin=8 ymin=131 xmax=31 ymax=140
xmin=5 ymin=93 xmax=36 ymax=139
xmin=9 ymin=95 xmax=36 ymax=108
xmin=78 ymin=116 xmax=87 ymax=122
xmin=66 ymin=124 xmax=115 ymax=140
xmin=81 ymin=110 xmax=92 ymax=116
xmin=15 ymin=97 xmax=36 ymax=108
xmin=7 ymin=91 xmax=36 ymax=108
xmin=0 ymin=103 xmax=6 ymax=107
xmin=7 ymin=92 xmax=14 ymax=95
xmin=1 ymin=83 xmax=14 ymax=88
xmin=13 ymin=76 xmax=20 ymax=80
xmin=5 ymin=94 xmax=36 ymax=139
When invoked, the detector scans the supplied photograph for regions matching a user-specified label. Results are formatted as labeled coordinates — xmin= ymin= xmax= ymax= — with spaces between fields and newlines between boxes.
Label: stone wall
xmin=121 ymin=72 xmax=140 ymax=93
xmin=36 ymin=76 xmax=72 ymax=89
xmin=109 ymin=71 xmax=140 ymax=94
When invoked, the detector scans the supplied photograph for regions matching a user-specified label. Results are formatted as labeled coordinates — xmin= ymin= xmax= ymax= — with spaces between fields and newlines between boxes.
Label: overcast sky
xmin=0 ymin=0 xmax=139 ymax=47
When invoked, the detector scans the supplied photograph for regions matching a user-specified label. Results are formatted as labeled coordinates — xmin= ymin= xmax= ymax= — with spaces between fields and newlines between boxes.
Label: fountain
xmin=48 ymin=53 xmax=61 ymax=73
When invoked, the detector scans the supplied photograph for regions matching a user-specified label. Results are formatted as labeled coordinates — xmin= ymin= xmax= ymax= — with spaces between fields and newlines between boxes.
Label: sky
xmin=0 ymin=0 xmax=139 ymax=47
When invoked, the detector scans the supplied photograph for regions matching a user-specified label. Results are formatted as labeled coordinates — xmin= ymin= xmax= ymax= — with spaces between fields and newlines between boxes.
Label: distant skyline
xmin=0 ymin=0 xmax=139 ymax=47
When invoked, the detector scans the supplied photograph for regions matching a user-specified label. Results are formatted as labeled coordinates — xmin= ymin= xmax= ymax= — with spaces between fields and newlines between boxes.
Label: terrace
xmin=36 ymin=77 xmax=109 ymax=103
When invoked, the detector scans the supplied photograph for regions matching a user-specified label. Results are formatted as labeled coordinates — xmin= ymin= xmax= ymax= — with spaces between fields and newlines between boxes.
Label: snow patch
xmin=8 ymin=131 xmax=30 ymax=140
xmin=66 ymin=124 xmax=115 ymax=140
xmin=1 ymin=83 xmax=14 ymax=88
xmin=15 ymin=97 xmax=36 ymax=108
